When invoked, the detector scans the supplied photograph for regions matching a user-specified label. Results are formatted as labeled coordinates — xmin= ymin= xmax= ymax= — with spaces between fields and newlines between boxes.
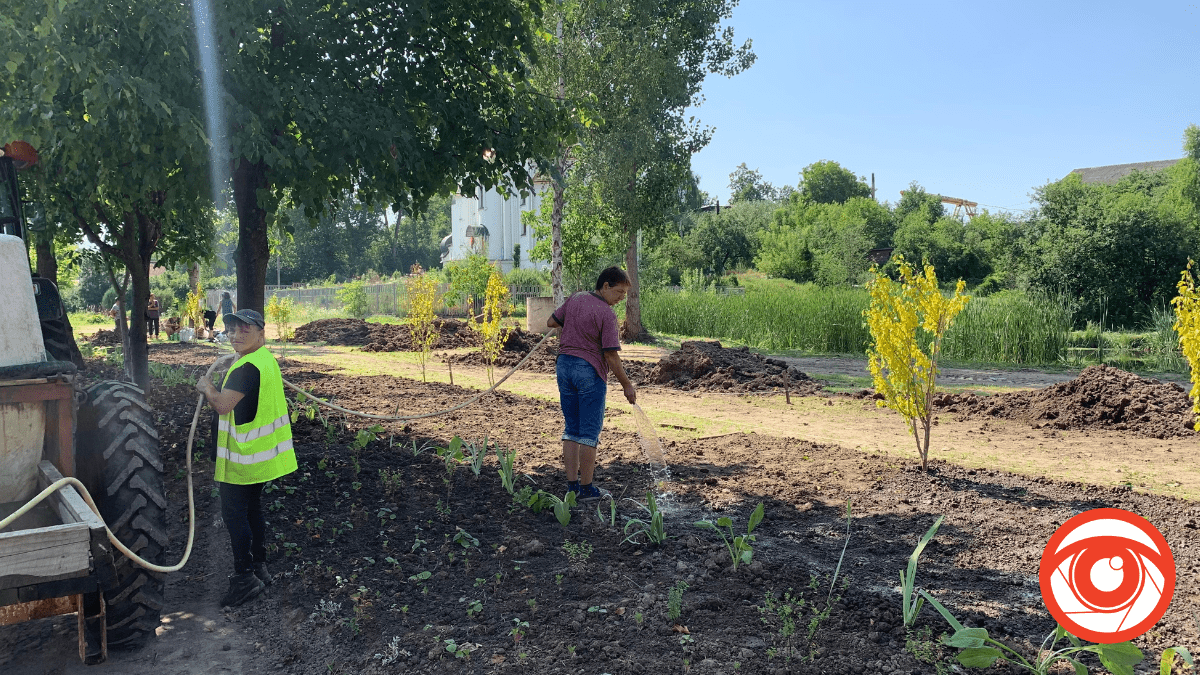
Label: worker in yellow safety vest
xmin=196 ymin=309 xmax=297 ymax=607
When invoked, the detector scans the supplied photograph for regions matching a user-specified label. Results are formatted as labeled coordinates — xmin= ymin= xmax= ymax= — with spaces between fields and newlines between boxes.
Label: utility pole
xmin=871 ymin=173 xmax=876 ymax=202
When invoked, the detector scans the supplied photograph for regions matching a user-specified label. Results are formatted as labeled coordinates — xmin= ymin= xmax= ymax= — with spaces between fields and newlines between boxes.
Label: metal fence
xmin=207 ymin=282 xmax=554 ymax=319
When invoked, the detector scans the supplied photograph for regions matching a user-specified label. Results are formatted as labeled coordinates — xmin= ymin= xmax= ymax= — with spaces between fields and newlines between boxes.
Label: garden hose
xmin=0 ymin=354 xmax=235 ymax=574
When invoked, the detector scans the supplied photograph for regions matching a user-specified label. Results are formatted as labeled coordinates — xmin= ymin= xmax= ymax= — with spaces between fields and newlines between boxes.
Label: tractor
xmin=0 ymin=141 xmax=166 ymax=664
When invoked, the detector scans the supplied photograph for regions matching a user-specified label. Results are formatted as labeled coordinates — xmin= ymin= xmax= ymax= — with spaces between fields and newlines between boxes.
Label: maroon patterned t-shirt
xmin=552 ymin=292 xmax=621 ymax=380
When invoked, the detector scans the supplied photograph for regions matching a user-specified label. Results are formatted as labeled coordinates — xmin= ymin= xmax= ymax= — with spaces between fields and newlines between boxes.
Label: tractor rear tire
xmin=76 ymin=380 xmax=168 ymax=647
xmin=40 ymin=314 xmax=74 ymax=364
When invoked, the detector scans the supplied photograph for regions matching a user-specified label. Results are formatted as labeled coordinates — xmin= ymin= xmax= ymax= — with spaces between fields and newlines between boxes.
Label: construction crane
xmin=899 ymin=191 xmax=978 ymax=220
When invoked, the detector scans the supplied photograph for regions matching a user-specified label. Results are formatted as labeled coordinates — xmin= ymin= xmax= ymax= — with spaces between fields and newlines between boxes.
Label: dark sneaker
xmin=220 ymin=571 xmax=265 ymax=607
xmin=255 ymin=562 xmax=273 ymax=587
xmin=577 ymin=483 xmax=611 ymax=502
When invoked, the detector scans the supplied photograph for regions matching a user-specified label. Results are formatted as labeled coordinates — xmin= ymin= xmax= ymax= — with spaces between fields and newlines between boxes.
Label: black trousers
xmin=204 ymin=310 xmax=217 ymax=330
xmin=146 ymin=316 xmax=159 ymax=336
xmin=219 ymin=482 xmax=267 ymax=574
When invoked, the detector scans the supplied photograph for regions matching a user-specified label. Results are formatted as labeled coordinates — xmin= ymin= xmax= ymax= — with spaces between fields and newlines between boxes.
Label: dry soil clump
xmin=293 ymin=317 xmax=493 ymax=350
xmin=936 ymin=364 xmax=1196 ymax=439
xmin=85 ymin=328 xmax=122 ymax=347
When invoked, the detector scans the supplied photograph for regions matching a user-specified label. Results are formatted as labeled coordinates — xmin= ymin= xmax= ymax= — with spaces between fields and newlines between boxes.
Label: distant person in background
xmin=145 ymin=294 xmax=161 ymax=339
xmin=219 ymin=292 xmax=235 ymax=330
xmin=204 ymin=307 xmax=218 ymax=331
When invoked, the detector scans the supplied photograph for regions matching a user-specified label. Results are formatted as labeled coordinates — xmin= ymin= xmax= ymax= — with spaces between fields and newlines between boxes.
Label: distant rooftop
xmin=1067 ymin=159 xmax=1180 ymax=185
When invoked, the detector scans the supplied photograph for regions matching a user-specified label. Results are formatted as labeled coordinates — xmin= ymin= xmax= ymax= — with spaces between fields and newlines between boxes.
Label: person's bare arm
xmin=604 ymin=350 xmax=636 ymax=405
xmin=196 ymin=376 xmax=245 ymax=415
xmin=547 ymin=315 xmax=561 ymax=329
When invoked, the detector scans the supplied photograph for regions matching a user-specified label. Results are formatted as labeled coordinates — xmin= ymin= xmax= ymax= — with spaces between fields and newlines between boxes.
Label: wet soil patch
xmin=935 ymin=364 xmax=1197 ymax=439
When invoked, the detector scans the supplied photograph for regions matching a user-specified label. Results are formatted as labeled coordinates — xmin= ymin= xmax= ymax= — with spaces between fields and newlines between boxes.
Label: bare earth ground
xmin=5 ymin=337 xmax=1200 ymax=674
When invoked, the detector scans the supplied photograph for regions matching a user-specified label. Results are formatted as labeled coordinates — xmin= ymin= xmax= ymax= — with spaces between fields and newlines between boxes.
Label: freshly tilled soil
xmin=292 ymin=318 xmax=542 ymax=352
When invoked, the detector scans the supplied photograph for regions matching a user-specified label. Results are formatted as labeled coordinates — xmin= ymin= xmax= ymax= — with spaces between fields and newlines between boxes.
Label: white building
xmin=445 ymin=181 xmax=550 ymax=273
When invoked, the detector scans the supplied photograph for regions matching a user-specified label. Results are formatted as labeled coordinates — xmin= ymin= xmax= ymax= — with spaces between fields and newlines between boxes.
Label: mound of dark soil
xmin=85 ymin=328 xmax=122 ymax=346
xmin=360 ymin=318 xmax=479 ymax=351
xmin=293 ymin=317 xmax=536 ymax=351
xmin=936 ymin=364 xmax=1196 ymax=438
xmin=650 ymin=340 xmax=821 ymax=394
xmin=292 ymin=318 xmax=374 ymax=345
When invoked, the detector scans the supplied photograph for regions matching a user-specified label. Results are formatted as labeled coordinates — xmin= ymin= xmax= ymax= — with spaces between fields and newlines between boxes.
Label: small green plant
xmin=510 ymin=618 xmax=529 ymax=644
xmin=623 ymin=491 xmax=667 ymax=545
xmin=759 ymin=588 xmax=803 ymax=662
xmin=667 ymin=580 xmax=688 ymax=622
xmin=496 ymin=446 xmax=517 ymax=494
xmin=379 ymin=469 xmax=402 ymax=498
xmin=555 ymin=574 xmax=563 ymax=585
xmin=561 ymin=539 xmax=593 ymax=573
xmin=922 ymin=593 xmax=1145 ymax=675
xmin=694 ymin=502 xmax=765 ymax=570
xmin=803 ymin=501 xmax=853 ymax=662
xmin=465 ymin=600 xmax=483 ymax=618
xmin=900 ymin=515 xmax=944 ymax=627
xmin=634 ymin=611 xmax=644 ymax=626
xmin=1161 ymin=646 xmax=1194 ymax=675
xmin=442 ymin=638 xmax=471 ymax=659
xmin=452 ymin=528 xmax=479 ymax=548
xmin=540 ymin=490 xmax=578 ymax=527
xmin=464 ymin=436 xmax=487 ymax=477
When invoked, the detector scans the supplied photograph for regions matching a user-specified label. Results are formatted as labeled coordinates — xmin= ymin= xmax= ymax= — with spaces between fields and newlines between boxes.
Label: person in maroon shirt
xmin=547 ymin=267 xmax=637 ymax=502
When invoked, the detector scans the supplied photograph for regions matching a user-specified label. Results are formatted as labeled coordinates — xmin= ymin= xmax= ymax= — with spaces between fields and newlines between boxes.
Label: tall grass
xmin=643 ymin=285 xmax=1074 ymax=365
xmin=940 ymin=291 xmax=1072 ymax=365
xmin=642 ymin=285 xmax=870 ymax=353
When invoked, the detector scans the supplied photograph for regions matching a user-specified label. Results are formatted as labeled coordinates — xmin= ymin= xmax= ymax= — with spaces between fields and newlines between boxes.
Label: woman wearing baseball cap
xmin=196 ymin=309 xmax=297 ymax=606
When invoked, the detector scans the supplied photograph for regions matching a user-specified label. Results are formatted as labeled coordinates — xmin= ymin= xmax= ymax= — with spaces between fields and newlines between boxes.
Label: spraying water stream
xmin=630 ymin=404 xmax=675 ymax=510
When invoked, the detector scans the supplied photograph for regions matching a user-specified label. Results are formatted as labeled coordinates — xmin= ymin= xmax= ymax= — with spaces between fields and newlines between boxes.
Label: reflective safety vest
xmin=215 ymin=347 xmax=298 ymax=485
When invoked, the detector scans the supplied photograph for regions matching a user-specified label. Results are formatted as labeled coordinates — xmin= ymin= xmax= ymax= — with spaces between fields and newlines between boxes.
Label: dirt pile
xmin=935 ymin=364 xmax=1196 ymax=438
xmin=85 ymin=328 xmax=122 ymax=347
xmin=649 ymin=340 xmax=821 ymax=394
xmin=293 ymin=317 xmax=537 ymax=351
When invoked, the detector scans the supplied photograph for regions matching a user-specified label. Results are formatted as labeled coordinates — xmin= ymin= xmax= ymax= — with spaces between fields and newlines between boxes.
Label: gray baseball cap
xmin=223 ymin=309 xmax=265 ymax=329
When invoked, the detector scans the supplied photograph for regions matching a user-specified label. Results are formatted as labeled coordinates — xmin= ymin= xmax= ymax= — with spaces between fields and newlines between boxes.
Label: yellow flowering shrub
xmin=1171 ymin=261 xmax=1200 ymax=429
xmin=266 ymin=294 xmax=295 ymax=341
xmin=184 ymin=286 xmax=205 ymax=330
xmin=863 ymin=256 xmax=969 ymax=471
xmin=406 ymin=268 xmax=440 ymax=382
xmin=476 ymin=268 xmax=513 ymax=387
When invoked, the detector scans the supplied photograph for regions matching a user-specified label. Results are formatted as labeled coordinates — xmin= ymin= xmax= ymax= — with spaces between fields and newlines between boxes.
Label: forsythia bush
xmin=476 ymin=268 xmax=513 ymax=387
xmin=266 ymin=294 xmax=295 ymax=341
xmin=864 ymin=256 xmax=969 ymax=471
xmin=406 ymin=267 xmax=440 ymax=382
xmin=1172 ymin=261 xmax=1200 ymax=429
xmin=184 ymin=286 xmax=205 ymax=330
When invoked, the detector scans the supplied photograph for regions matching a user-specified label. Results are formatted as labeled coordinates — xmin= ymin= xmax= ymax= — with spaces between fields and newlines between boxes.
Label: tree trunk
xmin=621 ymin=228 xmax=649 ymax=343
xmin=188 ymin=261 xmax=200 ymax=294
xmin=118 ymin=210 xmax=156 ymax=391
xmin=551 ymin=179 xmax=565 ymax=305
xmin=233 ymin=157 xmax=270 ymax=314
xmin=35 ymin=238 xmax=85 ymax=368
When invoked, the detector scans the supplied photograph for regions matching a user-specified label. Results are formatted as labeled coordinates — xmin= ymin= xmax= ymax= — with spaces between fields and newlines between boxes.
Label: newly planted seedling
xmin=562 ymin=539 xmax=593 ymax=574
xmin=695 ymin=502 xmax=765 ymax=570
xmin=900 ymin=515 xmax=944 ymax=628
xmin=496 ymin=446 xmax=518 ymax=494
xmin=922 ymin=592 xmax=1145 ymax=675
xmin=464 ymin=436 xmax=488 ymax=477
xmin=668 ymin=580 xmax=688 ymax=622
xmin=623 ymin=491 xmax=667 ymax=545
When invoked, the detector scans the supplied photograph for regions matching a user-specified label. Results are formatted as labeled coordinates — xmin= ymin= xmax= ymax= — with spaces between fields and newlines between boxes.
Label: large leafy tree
xmin=1 ymin=0 xmax=213 ymax=388
xmin=565 ymin=0 xmax=755 ymax=340
xmin=212 ymin=0 xmax=569 ymax=314
xmin=798 ymin=160 xmax=871 ymax=205
xmin=728 ymin=163 xmax=781 ymax=203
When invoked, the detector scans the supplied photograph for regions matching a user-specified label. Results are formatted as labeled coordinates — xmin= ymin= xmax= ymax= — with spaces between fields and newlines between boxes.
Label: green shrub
xmin=504 ymin=267 xmax=548 ymax=291
xmin=337 ymin=281 xmax=370 ymax=318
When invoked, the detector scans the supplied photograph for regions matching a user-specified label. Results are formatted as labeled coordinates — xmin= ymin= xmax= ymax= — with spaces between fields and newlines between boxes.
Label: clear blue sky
xmin=687 ymin=1 xmax=1200 ymax=214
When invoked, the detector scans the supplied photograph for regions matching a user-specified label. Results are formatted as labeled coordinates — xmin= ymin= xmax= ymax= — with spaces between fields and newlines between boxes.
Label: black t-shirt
xmin=222 ymin=362 xmax=260 ymax=425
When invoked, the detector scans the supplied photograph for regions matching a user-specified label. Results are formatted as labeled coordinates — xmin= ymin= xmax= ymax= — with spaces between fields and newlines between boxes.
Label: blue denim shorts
xmin=556 ymin=354 xmax=607 ymax=448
